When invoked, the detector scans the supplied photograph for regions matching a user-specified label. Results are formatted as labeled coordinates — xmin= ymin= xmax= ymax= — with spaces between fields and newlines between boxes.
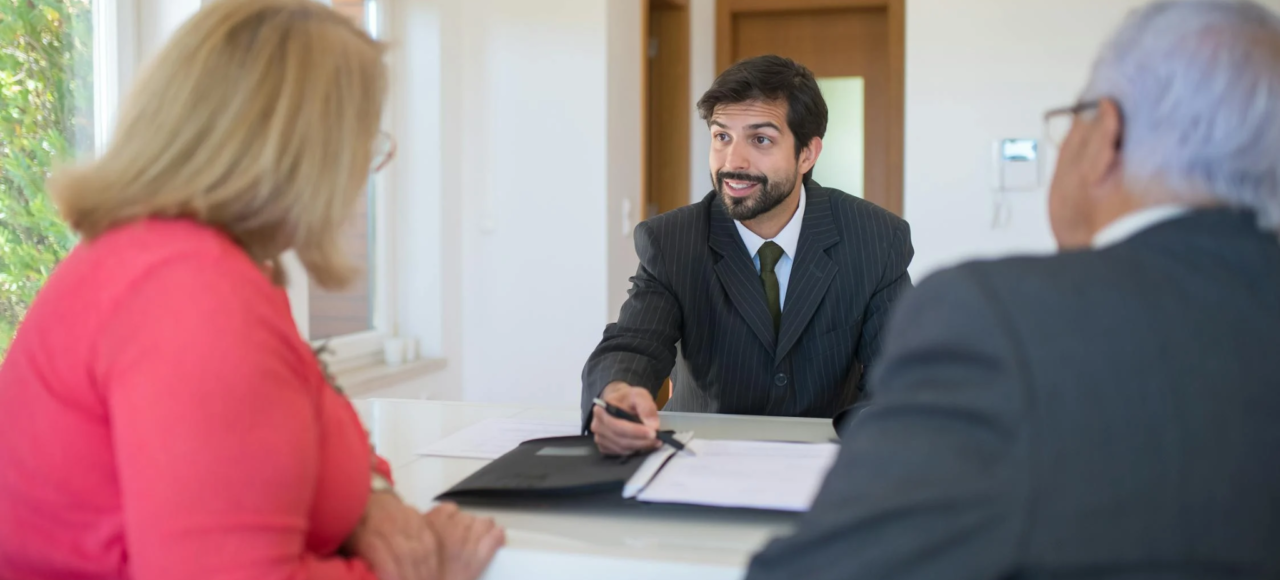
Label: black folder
xmin=436 ymin=433 xmax=835 ymax=515
xmin=435 ymin=435 xmax=659 ymax=508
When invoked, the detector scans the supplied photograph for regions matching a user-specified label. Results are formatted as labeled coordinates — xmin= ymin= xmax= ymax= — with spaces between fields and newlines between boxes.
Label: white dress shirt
xmin=734 ymin=186 xmax=806 ymax=310
xmin=1091 ymin=204 xmax=1192 ymax=249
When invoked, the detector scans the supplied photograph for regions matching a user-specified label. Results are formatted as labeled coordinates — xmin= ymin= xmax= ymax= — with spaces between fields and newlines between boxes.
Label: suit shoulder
xmin=823 ymin=188 xmax=910 ymax=236
xmin=960 ymin=251 xmax=1105 ymax=282
xmin=918 ymin=251 xmax=1108 ymax=312
xmin=637 ymin=193 xmax=713 ymax=237
xmin=631 ymin=193 xmax=715 ymax=265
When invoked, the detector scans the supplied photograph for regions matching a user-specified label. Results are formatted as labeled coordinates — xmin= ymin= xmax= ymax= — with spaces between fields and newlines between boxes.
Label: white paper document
xmin=622 ymin=431 xmax=696 ymax=499
xmin=635 ymin=439 xmax=840 ymax=512
xmin=417 ymin=418 xmax=581 ymax=460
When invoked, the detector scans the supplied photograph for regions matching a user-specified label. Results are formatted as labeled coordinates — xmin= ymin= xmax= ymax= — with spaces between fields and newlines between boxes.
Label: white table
xmin=350 ymin=399 xmax=837 ymax=580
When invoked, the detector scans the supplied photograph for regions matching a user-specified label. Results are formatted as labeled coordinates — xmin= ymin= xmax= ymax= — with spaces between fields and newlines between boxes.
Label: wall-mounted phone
xmin=990 ymin=138 xmax=1042 ymax=228
xmin=995 ymin=138 xmax=1041 ymax=191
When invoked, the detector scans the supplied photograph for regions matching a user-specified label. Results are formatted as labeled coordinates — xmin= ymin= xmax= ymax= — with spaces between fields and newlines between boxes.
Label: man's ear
xmin=799 ymin=137 xmax=823 ymax=175
xmin=1082 ymin=98 xmax=1124 ymax=189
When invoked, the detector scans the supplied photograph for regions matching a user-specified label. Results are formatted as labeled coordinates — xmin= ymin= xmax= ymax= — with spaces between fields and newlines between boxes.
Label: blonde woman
xmin=0 ymin=1 xmax=502 ymax=579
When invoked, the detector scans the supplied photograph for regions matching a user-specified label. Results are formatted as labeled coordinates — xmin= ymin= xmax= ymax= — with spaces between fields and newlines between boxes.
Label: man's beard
xmin=714 ymin=169 xmax=798 ymax=221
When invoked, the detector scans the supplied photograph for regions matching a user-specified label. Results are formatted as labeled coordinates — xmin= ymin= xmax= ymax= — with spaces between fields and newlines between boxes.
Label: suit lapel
xmin=708 ymin=195 xmax=777 ymax=354
xmin=776 ymin=186 xmax=841 ymax=364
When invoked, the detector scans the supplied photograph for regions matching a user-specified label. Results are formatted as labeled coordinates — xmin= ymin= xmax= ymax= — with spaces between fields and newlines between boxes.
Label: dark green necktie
xmin=758 ymin=241 xmax=784 ymax=334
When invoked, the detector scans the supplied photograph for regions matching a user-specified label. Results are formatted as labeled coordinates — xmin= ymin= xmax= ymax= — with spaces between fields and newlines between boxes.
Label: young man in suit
xmin=582 ymin=55 xmax=914 ymax=454
xmin=747 ymin=2 xmax=1280 ymax=578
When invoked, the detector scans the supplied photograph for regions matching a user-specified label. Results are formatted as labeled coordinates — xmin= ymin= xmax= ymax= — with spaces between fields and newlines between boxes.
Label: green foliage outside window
xmin=0 ymin=0 xmax=93 ymax=359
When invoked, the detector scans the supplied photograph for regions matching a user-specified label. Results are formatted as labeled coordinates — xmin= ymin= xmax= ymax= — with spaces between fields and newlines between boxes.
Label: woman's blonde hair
xmin=51 ymin=0 xmax=387 ymax=289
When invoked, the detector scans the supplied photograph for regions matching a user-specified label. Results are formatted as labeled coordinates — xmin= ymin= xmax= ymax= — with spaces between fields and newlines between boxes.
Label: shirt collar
xmin=1091 ymin=204 xmax=1193 ymax=249
xmin=734 ymin=185 xmax=806 ymax=259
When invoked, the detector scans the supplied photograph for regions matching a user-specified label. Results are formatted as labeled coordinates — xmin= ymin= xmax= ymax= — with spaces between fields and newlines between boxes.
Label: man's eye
xmin=715 ymin=133 xmax=730 ymax=142
xmin=754 ymin=136 xmax=772 ymax=145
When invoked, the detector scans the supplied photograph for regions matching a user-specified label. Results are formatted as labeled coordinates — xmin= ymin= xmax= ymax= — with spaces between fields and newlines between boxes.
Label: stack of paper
xmin=632 ymin=439 xmax=840 ymax=512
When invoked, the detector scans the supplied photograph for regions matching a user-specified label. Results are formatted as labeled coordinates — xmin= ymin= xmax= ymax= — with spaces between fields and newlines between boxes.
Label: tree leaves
xmin=0 ymin=0 xmax=92 ymax=360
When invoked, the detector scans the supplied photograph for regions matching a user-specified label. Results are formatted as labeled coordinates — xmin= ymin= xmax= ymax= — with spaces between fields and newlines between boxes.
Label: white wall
xmin=902 ymin=0 xmax=1149 ymax=276
xmin=607 ymin=0 xmax=645 ymax=323
xmin=462 ymin=0 xmax=609 ymax=405
xmin=392 ymin=0 xmax=623 ymax=406
xmin=388 ymin=0 xmax=448 ymax=381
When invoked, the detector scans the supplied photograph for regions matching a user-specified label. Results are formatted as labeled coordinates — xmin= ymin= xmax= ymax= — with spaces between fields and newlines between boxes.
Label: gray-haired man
xmin=747 ymin=1 xmax=1280 ymax=578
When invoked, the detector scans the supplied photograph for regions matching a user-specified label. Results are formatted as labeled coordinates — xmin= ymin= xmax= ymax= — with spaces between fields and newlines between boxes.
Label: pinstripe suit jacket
xmin=581 ymin=183 xmax=914 ymax=424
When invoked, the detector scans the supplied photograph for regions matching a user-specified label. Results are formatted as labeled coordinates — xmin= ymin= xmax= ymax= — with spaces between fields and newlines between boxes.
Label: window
xmin=308 ymin=0 xmax=380 ymax=341
xmin=0 ymin=0 xmax=394 ymax=365
xmin=811 ymin=76 xmax=865 ymax=199
xmin=0 ymin=0 xmax=97 ymax=359
xmin=301 ymin=0 xmax=393 ymax=369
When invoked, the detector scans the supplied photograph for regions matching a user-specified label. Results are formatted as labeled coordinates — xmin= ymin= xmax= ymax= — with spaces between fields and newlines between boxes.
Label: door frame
xmin=715 ymin=0 xmax=905 ymax=216
xmin=644 ymin=0 xmax=690 ymax=409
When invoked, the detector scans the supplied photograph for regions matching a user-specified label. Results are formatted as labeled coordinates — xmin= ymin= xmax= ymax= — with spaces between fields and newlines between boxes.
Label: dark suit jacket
xmin=747 ymin=209 xmax=1280 ymax=580
xmin=581 ymin=183 xmax=913 ymax=425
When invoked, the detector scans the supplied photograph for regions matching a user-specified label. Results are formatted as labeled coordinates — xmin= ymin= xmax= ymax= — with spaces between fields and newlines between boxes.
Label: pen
xmin=592 ymin=397 xmax=694 ymax=455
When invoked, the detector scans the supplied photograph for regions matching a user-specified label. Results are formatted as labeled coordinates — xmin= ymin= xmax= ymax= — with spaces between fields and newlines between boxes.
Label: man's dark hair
xmin=697 ymin=55 xmax=828 ymax=182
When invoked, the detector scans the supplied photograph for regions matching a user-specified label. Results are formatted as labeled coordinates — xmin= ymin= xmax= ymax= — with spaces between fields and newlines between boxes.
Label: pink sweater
xmin=0 ymin=219 xmax=380 ymax=580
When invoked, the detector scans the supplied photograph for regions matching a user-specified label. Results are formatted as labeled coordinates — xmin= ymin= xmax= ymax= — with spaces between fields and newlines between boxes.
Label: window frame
xmin=95 ymin=0 xmax=403 ymax=373
xmin=296 ymin=0 xmax=398 ymax=372
xmin=92 ymin=0 xmax=130 ymax=153
xmin=74 ymin=0 xmax=397 ymax=374
xmin=313 ymin=160 xmax=396 ymax=373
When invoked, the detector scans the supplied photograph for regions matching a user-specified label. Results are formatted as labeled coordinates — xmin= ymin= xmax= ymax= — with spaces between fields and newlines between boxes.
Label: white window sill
xmin=336 ymin=357 xmax=447 ymax=398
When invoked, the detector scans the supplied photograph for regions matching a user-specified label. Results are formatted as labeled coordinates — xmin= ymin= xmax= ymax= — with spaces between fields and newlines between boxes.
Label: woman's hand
xmin=346 ymin=491 xmax=440 ymax=580
xmin=423 ymin=503 xmax=506 ymax=580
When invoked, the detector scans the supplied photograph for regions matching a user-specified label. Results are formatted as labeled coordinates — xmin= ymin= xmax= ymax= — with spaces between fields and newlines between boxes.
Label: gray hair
xmin=1083 ymin=0 xmax=1280 ymax=231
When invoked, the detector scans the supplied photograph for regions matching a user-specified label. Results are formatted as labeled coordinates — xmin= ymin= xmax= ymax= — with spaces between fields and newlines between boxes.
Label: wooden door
xmin=645 ymin=0 xmax=692 ymax=220
xmin=717 ymin=0 xmax=905 ymax=215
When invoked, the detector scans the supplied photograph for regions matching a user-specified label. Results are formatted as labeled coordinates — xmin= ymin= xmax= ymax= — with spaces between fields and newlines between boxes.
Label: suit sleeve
xmin=580 ymin=220 xmax=683 ymax=426
xmin=101 ymin=259 xmax=378 ymax=580
xmin=747 ymin=267 xmax=1028 ymax=580
xmin=855 ymin=219 xmax=914 ymax=392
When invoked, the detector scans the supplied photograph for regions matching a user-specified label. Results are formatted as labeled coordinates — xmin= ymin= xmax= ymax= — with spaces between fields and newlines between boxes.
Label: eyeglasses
xmin=1044 ymin=100 xmax=1101 ymax=148
xmin=371 ymin=131 xmax=397 ymax=173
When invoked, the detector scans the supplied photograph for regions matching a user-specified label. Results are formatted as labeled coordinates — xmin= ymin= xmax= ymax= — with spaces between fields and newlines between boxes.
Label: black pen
xmin=592 ymin=397 xmax=694 ymax=455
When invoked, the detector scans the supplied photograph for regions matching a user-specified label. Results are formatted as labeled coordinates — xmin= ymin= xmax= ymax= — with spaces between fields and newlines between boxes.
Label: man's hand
xmin=591 ymin=382 xmax=663 ymax=455
xmin=423 ymin=503 xmax=506 ymax=580
xmin=345 ymin=491 xmax=440 ymax=580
